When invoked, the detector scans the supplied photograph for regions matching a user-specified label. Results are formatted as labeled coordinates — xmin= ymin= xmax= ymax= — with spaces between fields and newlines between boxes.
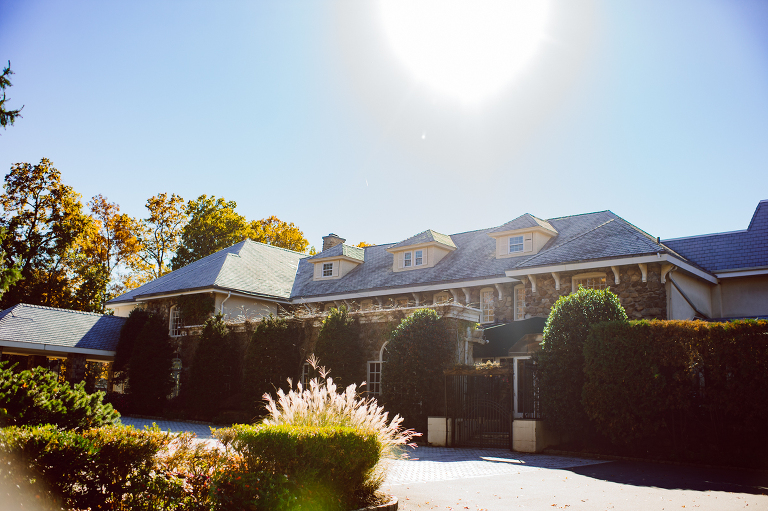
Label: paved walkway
xmin=119 ymin=416 xmax=216 ymax=439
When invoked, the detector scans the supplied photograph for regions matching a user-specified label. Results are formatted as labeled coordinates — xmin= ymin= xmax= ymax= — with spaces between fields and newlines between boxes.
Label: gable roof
xmin=388 ymin=229 xmax=456 ymax=250
xmin=291 ymin=210 xmax=676 ymax=299
xmin=309 ymin=243 xmax=365 ymax=262
xmin=489 ymin=214 xmax=557 ymax=235
xmin=108 ymin=240 xmax=307 ymax=304
xmin=0 ymin=304 xmax=126 ymax=353
xmin=663 ymin=200 xmax=768 ymax=273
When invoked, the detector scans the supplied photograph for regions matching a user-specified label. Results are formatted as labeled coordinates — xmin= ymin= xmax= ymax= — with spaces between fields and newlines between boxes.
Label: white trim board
xmin=0 ymin=340 xmax=116 ymax=358
xmin=292 ymin=276 xmax=523 ymax=304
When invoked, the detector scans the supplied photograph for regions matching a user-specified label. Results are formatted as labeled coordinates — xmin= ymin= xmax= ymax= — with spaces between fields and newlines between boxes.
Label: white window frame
xmin=169 ymin=305 xmax=183 ymax=337
xmin=403 ymin=252 xmax=412 ymax=267
xmin=514 ymin=284 xmax=526 ymax=321
xmin=367 ymin=361 xmax=382 ymax=396
xmin=572 ymin=272 xmax=608 ymax=291
xmin=480 ymin=287 xmax=495 ymax=324
xmin=415 ymin=249 xmax=423 ymax=266
xmin=301 ymin=362 xmax=312 ymax=387
xmin=509 ymin=235 xmax=524 ymax=253
xmin=322 ymin=262 xmax=334 ymax=277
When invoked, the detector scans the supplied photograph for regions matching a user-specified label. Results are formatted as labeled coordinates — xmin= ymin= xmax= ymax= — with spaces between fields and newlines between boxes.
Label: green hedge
xmin=0 ymin=362 xmax=119 ymax=430
xmin=0 ymin=424 xmax=171 ymax=510
xmin=219 ymin=424 xmax=381 ymax=511
xmin=583 ymin=319 xmax=768 ymax=458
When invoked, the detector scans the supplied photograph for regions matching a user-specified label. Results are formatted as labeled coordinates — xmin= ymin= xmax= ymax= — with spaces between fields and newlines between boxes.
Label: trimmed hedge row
xmin=583 ymin=319 xmax=768 ymax=457
xmin=219 ymin=424 xmax=382 ymax=510
xmin=1 ymin=423 xmax=382 ymax=511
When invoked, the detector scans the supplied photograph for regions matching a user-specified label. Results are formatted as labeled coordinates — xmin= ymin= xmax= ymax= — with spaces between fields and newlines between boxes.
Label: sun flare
xmin=379 ymin=0 xmax=551 ymax=104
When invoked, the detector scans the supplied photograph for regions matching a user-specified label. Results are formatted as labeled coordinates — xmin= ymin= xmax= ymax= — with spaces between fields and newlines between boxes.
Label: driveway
xmin=120 ymin=417 xmax=768 ymax=510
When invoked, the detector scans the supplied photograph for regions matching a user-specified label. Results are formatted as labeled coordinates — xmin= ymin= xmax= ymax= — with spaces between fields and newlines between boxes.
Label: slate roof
xmin=489 ymin=214 xmax=557 ymax=235
xmin=663 ymin=200 xmax=768 ymax=273
xmin=291 ymin=210 xmax=677 ymax=299
xmin=388 ymin=229 xmax=456 ymax=250
xmin=108 ymin=240 xmax=307 ymax=304
xmin=0 ymin=304 xmax=126 ymax=352
xmin=309 ymin=243 xmax=365 ymax=262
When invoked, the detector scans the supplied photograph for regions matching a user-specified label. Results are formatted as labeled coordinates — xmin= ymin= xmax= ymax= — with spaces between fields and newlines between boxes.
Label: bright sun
xmin=379 ymin=0 xmax=551 ymax=104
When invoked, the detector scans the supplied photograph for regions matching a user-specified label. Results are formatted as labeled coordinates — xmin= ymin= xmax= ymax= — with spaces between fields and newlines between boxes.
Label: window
xmin=480 ymin=288 xmax=495 ymax=323
xmin=514 ymin=285 xmax=526 ymax=321
xmin=509 ymin=235 xmax=524 ymax=253
xmin=322 ymin=262 xmax=333 ymax=277
xmin=415 ymin=250 xmax=423 ymax=266
xmin=170 ymin=306 xmax=183 ymax=337
xmin=404 ymin=252 xmax=412 ymax=267
xmin=301 ymin=362 xmax=311 ymax=387
xmin=367 ymin=361 xmax=382 ymax=395
xmin=573 ymin=272 xmax=607 ymax=291
xmin=433 ymin=291 xmax=451 ymax=304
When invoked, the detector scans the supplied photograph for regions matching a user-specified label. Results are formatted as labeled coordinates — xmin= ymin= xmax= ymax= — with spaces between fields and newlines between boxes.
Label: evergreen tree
xmin=188 ymin=314 xmax=238 ymax=418
xmin=242 ymin=315 xmax=302 ymax=416
xmin=127 ymin=313 xmax=175 ymax=413
xmin=315 ymin=306 xmax=364 ymax=387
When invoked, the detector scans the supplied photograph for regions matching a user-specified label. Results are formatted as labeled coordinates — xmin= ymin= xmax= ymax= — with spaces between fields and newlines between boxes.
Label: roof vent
xmin=322 ymin=233 xmax=346 ymax=251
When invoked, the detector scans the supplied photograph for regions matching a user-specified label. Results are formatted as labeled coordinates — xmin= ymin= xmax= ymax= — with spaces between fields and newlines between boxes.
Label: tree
xmin=356 ymin=241 xmax=374 ymax=248
xmin=127 ymin=313 xmax=175 ymax=413
xmin=130 ymin=193 xmax=186 ymax=283
xmin=82 ymin=195 xmax=141 ymax=308
xmin=0 ymin=61 xmax=23 ymax=131
xmin=187 ymin=314 xmax=239 ymax=418
xmin=252 ymin=215 xmax=309 ymax=253
xmin=171 ymin=195 xmax=255 ymax=270
xmin=314 ymin=306 xmax=364 ymax=387
xmin=242 ymin=315 xmax=302 ymax=416
xmin=0 ymin=159 xmax=91 ymax=309
xmin=536 ymin=287 xmax=628 ymax=437
xmin=0 ymin=228 xmax=21 ymax=299
xmin=381 ymin=309 xmax=453 ymax=433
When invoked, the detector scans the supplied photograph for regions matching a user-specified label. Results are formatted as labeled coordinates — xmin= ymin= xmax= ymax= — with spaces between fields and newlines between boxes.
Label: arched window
xmin=367 ymin=341 xmax=388 ymax=396
xmin=480 ymin=287 xmax=495 ymax=323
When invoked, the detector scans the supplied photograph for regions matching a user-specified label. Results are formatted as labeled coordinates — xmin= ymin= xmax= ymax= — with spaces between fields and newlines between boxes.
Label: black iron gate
xmin=445 ymin=370 xmax=513 ymax=449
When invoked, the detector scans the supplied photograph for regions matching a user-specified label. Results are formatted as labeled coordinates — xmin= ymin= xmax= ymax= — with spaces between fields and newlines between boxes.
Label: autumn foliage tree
xmin=171 ymin=195 xmax=255 ymax=270
xmin=0 ymin=158 xmax=92 ymax=309
xmin=252 ymin=215 xmax=309 ymax=253
xmin=129 ymin=193 xmax=186 ymax=285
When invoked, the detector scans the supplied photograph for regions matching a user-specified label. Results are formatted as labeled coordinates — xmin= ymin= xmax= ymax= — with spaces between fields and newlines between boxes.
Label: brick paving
xmin=384 ymin=446 xmax=606 ymax=485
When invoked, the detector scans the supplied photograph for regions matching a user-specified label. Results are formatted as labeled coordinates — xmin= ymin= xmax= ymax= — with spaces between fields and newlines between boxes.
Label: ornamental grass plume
xmin=261 ymin=355 xmax=419 ymax=489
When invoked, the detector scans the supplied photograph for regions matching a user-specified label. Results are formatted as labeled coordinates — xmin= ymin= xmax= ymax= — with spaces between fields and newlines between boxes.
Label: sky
xmin=1 ymin=0 xmax=767 ymax=251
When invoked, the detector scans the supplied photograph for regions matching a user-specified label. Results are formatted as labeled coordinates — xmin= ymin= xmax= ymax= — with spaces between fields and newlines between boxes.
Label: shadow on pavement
xmin=566 ymin=460 xmax=768 ymax=496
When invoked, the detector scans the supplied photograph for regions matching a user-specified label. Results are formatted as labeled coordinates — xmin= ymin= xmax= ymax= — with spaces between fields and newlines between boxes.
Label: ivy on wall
xmin=314 ymin=306 xmax=365 ymax=387
xmin=178 ymin=293 xmax=215 ymax=326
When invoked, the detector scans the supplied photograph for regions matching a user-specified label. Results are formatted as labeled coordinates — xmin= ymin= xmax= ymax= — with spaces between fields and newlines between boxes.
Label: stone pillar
xmin=27 ymin=355 xmax=49 ymax=370
xmin=66 ymin=354 xmax=87 ymax=384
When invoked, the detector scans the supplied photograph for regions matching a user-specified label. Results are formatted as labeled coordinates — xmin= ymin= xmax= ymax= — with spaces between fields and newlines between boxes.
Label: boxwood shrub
xmin=219 ymin=424 xmax=381 ymax=511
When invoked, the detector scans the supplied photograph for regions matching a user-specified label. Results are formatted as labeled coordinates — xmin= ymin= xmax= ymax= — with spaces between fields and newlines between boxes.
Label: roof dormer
xmin=386 ymin=229 xmax=457 ymax=272
xmin=488 ymin=214 xmax=557 ymax=259
xmin=310 ymin=243 xmax=364 ymax=281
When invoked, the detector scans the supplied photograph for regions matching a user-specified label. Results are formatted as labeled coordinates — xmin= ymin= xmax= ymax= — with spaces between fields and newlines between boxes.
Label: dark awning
xmin=474 ymin=317 xmax=547 ymax=358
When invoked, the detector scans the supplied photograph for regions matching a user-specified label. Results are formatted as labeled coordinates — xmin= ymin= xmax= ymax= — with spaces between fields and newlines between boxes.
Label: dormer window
xmin=415 ymin=250 xmax=423 ymax=265
xmin=404 ymin=252 xmax=412 ymax=267
xmin=322 ymin=262 xmax=334 ymax=277
xmin=509 ymin=236 xmax=524 ymax=253
xmin=386 ymin=229 xmax=457 ymax=272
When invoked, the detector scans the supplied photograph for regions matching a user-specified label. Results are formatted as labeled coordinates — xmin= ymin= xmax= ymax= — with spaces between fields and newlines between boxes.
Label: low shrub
xmin=0 ymin=424 xmax=170 ymax=510
xmin=0 ymin=362 xmax=120 ymax=430
xmin=582 ymin=319 xmax=768 ymax=463
xmin=219 ymin=424 xmax=380 ymax=511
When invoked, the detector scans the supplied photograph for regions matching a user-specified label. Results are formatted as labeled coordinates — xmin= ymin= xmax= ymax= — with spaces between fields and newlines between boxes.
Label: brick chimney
xmin=322 ymin=233 xmax=346 ymax=251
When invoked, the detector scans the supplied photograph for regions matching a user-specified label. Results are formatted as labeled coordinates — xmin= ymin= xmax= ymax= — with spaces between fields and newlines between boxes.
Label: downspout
xmin=668 ymin=274 xmax=710 ymax=320
xmin=220 ymin=291 xmax=232 ymax=319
